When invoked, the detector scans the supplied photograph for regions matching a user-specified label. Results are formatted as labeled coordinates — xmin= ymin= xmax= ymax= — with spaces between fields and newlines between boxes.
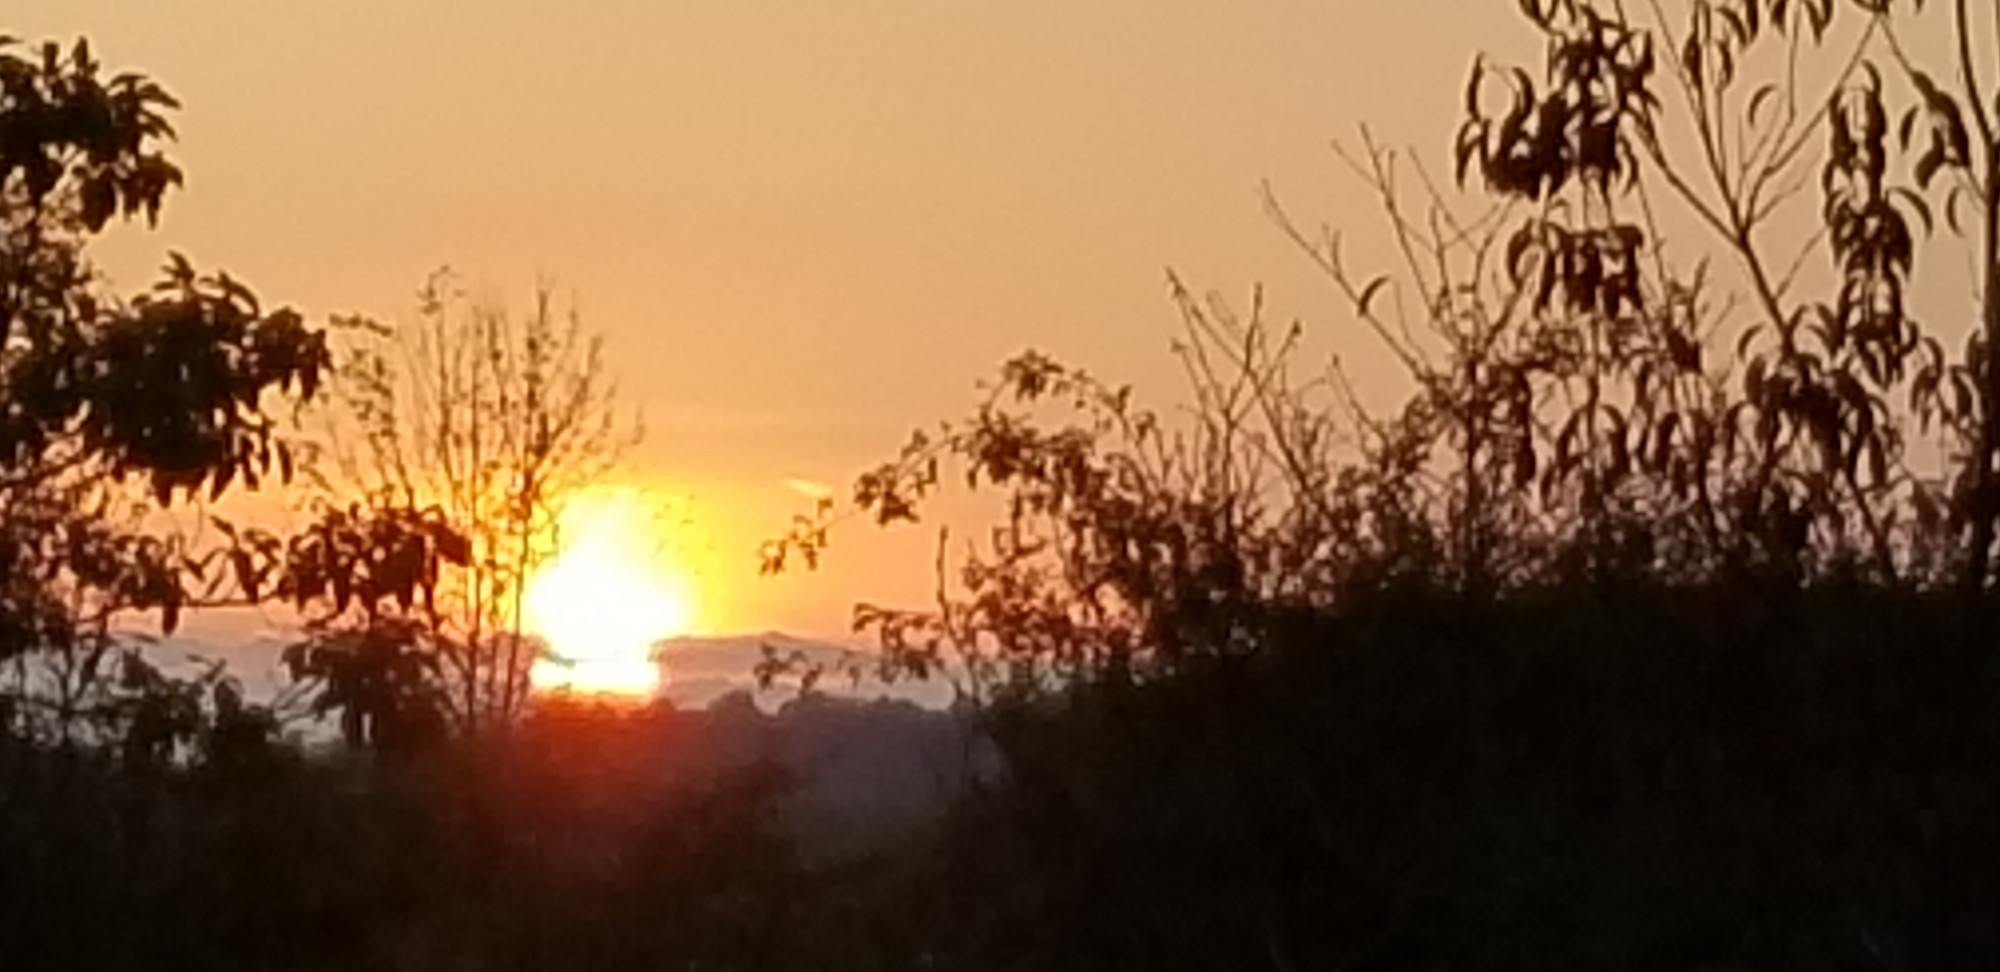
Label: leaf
xmin=1356 ymin=276 xmax=1389 ymax=317
xmin=1806 ymin=0 xmax=1831 ymax=41
xmin=1894 ymin=187 xmax=1933 ymax=236
xmin=1455 ymin=122 xmax=1487 ymax=186
xmin=79 ymin=177 xmax=115 ymax=231
xmin=1654 ymin=413 xmax=1681 ymax=468
xmin=1913 ymin=134 xmax=1947 ymax=187
xmin=1745 ymin=355 xmax=1769 ymax=402
xmin=232 ymin=550 xmax=260 ymax=601
xmin=1718 ymin=6 xmax=1748 ymax=46
xmin=1506 ymin=225 xmax=1539 ymax=283
xmin=1748 ymin=83 xmax=1780 ymax=129
xmin=1606 ymin=408 xmax=1632 ymax=481
xmin=1736 ymin=323 xmax=1765 ymax=361
xmin=209 ymin=462 xmax=235 ymax=501
xmin=434 ymin=527 xmax=471 ymax=566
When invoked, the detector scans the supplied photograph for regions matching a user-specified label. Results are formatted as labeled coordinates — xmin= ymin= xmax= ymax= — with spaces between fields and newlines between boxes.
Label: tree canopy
xmin=0 ymin=36 xmax=327 ymax=751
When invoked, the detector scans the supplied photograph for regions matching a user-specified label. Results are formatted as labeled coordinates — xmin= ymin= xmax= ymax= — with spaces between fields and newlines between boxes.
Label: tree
xmin=1445 ymin=0 xmax=2000 ymax=589
xmin=0 ymin=35 xmax=328 ymax=747
xmin=773 ymin=0 xmax=2000 ymax=683
xmin=751 ymin=2 xmax=2000 ymax=965
xmin=285 ymin=270 xmax=637 ymax=736
xmin=783 ymin=0 xmax=2000 ymax=679
xmin=219 ymin=502 xmax=468 ymax=752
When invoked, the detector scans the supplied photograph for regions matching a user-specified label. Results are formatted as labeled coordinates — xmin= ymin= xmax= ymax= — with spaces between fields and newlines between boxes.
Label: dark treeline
xmin=8 ymin=1 xmax=2000 ymax=968
xmin=0 ymin=696 xmax=855 ymax=970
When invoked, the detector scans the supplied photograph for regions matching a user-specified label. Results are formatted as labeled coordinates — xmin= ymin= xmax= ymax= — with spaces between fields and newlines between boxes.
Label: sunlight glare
xmin=524 ymin=487 xmax=700 ymax=698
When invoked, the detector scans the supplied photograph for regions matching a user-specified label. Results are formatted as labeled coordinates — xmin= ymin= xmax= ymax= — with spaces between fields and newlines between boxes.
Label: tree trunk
xmin=1969 ymin=142 xmax=2000 ymax=594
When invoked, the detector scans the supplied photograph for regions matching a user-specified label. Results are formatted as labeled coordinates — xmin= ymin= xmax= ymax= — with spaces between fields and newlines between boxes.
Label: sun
xmin=524 ymin=486 xmax=701 ymax=698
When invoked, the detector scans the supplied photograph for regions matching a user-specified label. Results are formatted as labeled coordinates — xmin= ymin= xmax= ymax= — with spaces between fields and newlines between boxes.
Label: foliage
xmin=214 ymin=503 xmax=471 ymax=752
xmin=1449 ymin=0 xmax=2000 ymax=589
xmin=273 ymin=270 xmax=637 ymax=739
xmin=747 ymin=0 xmax=2000 ymax=965
xmin=19 ymin=8 xmax=2000 ymax=969
xmin=893 ymin=580 xmax=2000 ymax=970
xmin=0 ymin=34 xmax=326 ymax=747
xmin=760 ymin=0 xmax=2000 ymax=692
xmin=0 ymin=702 xmax=838 ymax=972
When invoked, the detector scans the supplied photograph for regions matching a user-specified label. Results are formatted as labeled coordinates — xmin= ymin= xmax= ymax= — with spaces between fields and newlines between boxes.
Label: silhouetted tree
xmin=0 ymin=35 xmax=327 ymax=745
xmin=292 ymin=270 xmax=638 ymax=735
xmin=1444 ymin=0 xmax=2000 ymax=589
xmin=756 ymin=2 xmax=2000 ymax=967
xmin=214 ymin=503 xmax=468 ymax=752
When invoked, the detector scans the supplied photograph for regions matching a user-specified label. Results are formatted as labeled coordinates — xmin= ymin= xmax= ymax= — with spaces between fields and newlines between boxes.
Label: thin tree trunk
xmin=1967 ymin=141 xmax=2000 ymax=594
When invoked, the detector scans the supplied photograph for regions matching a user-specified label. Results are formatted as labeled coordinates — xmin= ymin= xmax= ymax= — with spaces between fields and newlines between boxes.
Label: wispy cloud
xmin=783 ymin=477 xmax=835 ymax=501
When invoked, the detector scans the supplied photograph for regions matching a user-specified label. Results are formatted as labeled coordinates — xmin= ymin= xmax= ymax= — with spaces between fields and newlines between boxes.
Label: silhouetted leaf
xmin=1356 ymin=276 xmax=1389 ymax=317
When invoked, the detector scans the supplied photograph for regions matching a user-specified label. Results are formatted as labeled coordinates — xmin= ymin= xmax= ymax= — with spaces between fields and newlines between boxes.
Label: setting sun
xmin=524 ymin=487 xmax=702 ymax=698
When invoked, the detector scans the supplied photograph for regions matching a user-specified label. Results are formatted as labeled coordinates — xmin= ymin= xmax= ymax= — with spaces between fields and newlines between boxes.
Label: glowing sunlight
xmin=524 ymin=487 xmax=701 ymax=698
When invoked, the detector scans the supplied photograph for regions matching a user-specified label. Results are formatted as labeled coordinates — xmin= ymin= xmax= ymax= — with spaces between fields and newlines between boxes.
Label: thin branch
xmin=1956 ymin=0 xmax=1995 ymax=151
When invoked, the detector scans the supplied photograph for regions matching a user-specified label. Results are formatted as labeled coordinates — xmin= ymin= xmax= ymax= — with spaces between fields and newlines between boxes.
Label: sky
xmin=14 ymin=1 xmax=1528 ymax=641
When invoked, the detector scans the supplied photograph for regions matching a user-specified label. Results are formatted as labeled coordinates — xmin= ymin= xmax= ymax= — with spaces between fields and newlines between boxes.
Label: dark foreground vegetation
xmin=10 ymin=1 xmax=2000 ymax=968
xmin=5 ymin=581 xmax=1996 ymax=970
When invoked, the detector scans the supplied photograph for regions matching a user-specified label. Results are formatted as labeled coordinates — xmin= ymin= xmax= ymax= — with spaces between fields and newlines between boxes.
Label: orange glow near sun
xmin=524 ymin=487 xmax=700 ymax=698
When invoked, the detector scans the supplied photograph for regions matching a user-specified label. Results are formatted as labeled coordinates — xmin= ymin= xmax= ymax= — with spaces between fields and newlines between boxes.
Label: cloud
xmin=783 ymin=477 xmax=835 ymax=501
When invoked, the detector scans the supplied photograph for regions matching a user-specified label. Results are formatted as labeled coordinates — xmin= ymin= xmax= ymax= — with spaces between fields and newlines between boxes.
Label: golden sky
xmin=15 ymin=1 xmax=1524 ymax=638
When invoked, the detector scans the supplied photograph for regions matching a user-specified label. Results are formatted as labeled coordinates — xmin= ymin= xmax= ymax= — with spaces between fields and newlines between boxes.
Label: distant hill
xmin=142 ymin=625 xmax=984 ymax=858
xmin=150 ymin=625 xmax=955 ymax=712
xmin=655 ymin=630 xmax=953 ymax=711
xmin=145 ymin=625 xmax=984 ymax=857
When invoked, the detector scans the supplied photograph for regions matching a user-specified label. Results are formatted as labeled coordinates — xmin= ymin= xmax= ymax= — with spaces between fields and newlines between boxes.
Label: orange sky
xmin=16 ymin=1 xmax=1526 ymax=638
